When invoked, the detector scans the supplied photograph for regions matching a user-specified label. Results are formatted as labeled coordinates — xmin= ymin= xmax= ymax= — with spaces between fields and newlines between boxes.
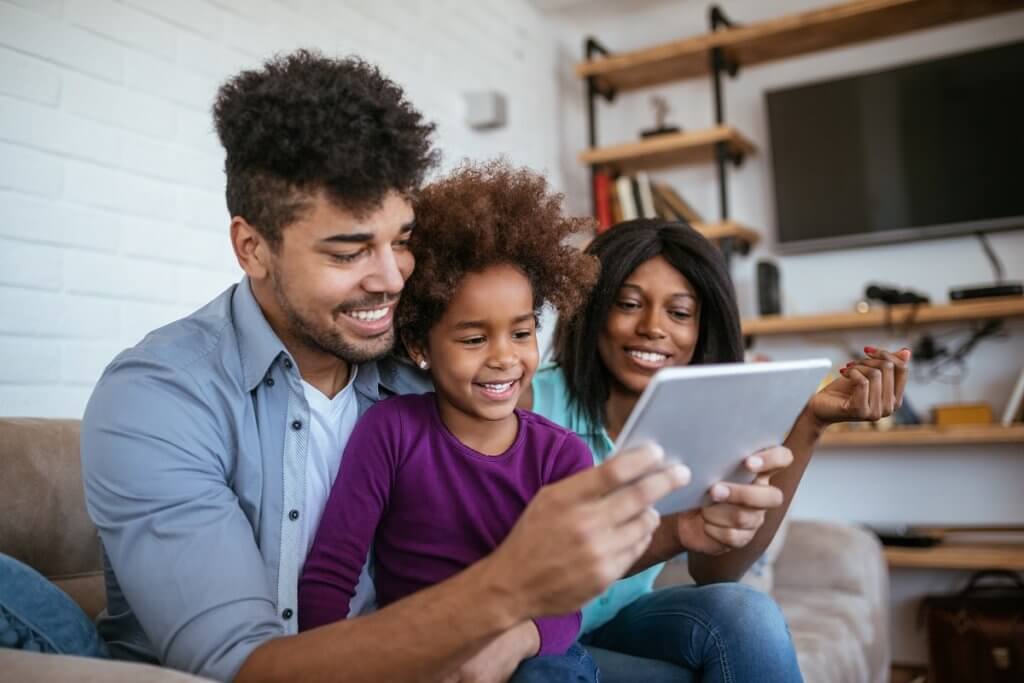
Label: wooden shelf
xmin=578 ymin=125 xmax=755 ymax=173
xmin=742 ymin=297 xmax=1024 ymax=336
xmin=820 ymin=423 xmax=1024 ymax=447
xmin=576 ymin=0 xmax=1024 ymax=92
xmin=886 ymin=543 xmax=1024 ymax=570
xmin=692 ymin=221 xmax=760 ymax=247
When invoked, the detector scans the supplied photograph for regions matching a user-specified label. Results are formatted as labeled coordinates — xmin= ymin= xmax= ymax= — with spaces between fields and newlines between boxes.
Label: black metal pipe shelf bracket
xmin=708 ymin=4 xmax=748 ymax=265
xmin=584 ymin=37 xmax=617 ymax=217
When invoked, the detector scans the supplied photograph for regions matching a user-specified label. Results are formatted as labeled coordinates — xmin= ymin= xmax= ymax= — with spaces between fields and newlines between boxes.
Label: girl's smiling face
xmin=411 ymin=263 xmax=539 ymax=451
xmin=597 ymin=255 xmax=701 ymax=396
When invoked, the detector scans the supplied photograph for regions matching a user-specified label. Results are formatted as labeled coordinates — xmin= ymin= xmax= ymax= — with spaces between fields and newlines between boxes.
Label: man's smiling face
xmin=259 ymin=189 xmax=415 ymax=364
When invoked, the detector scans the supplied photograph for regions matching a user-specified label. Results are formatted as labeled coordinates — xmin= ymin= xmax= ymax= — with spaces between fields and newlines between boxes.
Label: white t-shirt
xmin=299 ymin=366 xmax=361 ymax=561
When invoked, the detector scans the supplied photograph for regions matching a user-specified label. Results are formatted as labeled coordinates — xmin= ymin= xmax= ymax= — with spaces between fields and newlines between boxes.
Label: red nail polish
xmin=864 ymin=346 xmax=877 ymax=354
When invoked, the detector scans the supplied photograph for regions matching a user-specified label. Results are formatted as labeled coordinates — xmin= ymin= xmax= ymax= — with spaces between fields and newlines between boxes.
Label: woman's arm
xmin=686 ymin=347 xmax=911 ymax=583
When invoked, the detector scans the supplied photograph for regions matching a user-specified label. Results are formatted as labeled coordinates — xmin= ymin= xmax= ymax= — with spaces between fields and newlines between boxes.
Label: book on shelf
xmin=592 ymin=171 xmax=613 ymax=233
xmin=608 ymin=181 xmax=622 ymax=225
xmin=635 ymin=172 xmax=658 ymax=219
xmin=1003 ymin=366 xmax=1024 ymax=427
xmin=652 ymin=181 xmax=703 ymax=224
xmin=615 ymin=175 xmax=638 ymax=221
xmin=592 ymin=174 xmax=705 ymax=230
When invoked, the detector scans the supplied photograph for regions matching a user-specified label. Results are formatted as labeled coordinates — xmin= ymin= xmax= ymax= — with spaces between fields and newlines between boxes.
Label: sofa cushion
xmin=775 ymin=587 xmax=874 ymax=683
xmin=0 ymin=418 xmax=105 ymax=618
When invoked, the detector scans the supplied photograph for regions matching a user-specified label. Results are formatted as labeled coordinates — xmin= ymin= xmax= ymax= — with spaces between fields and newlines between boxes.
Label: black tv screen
xmin=767 ymin=40 xmax=1024 ymax=254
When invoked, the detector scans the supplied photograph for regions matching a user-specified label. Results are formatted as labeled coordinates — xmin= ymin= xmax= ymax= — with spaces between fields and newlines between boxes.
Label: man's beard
xmin=271 ymin=268 xmax=397 ymax=364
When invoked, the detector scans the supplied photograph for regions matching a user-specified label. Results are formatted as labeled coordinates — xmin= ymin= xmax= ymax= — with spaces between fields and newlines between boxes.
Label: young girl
xmin=297 ymin=161 xmax=600 ymax=680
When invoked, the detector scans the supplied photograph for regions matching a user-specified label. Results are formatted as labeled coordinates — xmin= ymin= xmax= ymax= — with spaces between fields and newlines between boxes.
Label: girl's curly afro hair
xmin=397 ymin=160 xmax=599 ymax=347
xmin=213 ymin=49 xmax=438 ymax=245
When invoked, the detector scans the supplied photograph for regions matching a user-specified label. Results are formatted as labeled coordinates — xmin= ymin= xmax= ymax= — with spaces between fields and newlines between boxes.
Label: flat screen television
xmin=766 ymin=40 xmax=1024 ymax=254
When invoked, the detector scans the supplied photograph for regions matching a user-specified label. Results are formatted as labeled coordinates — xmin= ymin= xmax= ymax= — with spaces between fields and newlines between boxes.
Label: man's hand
xmin=676 ymin=446 xmax=792 ymax=555
xmin=481 ymin=442 xmax=689 ymax=620
xmin=442 ymin=622 xmax=539 ymax=683
xmin=810 ymin=347 xmax=911 ymax=428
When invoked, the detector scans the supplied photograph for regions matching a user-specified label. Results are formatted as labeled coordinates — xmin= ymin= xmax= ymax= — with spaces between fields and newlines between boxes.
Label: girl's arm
xmin=297 ymin=403 xmax=401 ymax=630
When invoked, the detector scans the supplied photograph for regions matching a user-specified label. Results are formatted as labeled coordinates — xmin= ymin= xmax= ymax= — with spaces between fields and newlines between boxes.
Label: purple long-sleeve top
xmin=297 ymin=392 xmax=591 ymax=655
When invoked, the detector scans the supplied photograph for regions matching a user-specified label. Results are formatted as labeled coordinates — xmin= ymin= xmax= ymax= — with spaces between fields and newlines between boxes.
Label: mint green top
xmin=529 ymin=364 xmax=666 ymax=634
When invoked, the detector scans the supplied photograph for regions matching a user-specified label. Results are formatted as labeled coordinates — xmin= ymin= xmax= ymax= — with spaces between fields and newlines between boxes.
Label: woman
xmin=523 ymin=218 xmax=910 ymax=682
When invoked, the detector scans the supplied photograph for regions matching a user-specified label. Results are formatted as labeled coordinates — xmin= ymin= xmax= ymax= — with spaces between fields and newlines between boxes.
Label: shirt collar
xmin=232 ymin=276 xmax=390 ymax=399
xmin=233 ymin=277 xmax=291 ymax=392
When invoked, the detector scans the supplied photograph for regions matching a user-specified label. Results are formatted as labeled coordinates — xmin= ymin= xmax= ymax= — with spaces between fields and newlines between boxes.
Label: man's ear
xmin=231 ymin=217 xmax=272 ymax=280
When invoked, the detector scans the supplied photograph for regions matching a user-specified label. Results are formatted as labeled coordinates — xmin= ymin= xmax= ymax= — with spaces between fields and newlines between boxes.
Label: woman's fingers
xmin=744 ymin=446 xmax=793 ymax=477
xmin=702 ymin=502 xmax=765 ymax=530
xmin=702 ymin=520 xmax=757 ymax=549
xmin=709 ymin=480 xmax=784 ymax=510
xmin=841 ymin=365 xmax=872 ymax=418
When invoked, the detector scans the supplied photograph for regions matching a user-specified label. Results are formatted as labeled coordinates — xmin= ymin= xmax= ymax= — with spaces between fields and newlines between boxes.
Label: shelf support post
xmin=584 ymin=37 xmax=617 ymax=220
xmin=708 ymin=5 xmax=742 ymax=268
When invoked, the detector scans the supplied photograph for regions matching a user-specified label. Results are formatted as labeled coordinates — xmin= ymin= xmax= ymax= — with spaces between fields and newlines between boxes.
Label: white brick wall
xmin=0 ymin=0 xmax=564 ymax=417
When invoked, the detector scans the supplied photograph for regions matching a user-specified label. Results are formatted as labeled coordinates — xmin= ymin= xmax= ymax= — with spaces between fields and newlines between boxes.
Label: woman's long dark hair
xmin=554 ymin=218 xmax=744 ymax=432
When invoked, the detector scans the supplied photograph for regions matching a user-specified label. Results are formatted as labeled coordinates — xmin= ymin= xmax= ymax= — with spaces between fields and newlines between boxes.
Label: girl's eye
xmin=460 ymin=336 xmax=485 ymax=346
xmin=512 ymin=329 xmax=533 ymax=340
xmin=394 ymin=239 xmax=411 ymax=250
xmin=669 ymin=309 xmax=693 ymax=320
xmin=617 ymin=300 xmax=640 ymax=311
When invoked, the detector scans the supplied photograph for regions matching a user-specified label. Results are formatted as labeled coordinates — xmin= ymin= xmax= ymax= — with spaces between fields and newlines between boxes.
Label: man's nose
xmin=365 ymin=246 xmax=405 ymax=295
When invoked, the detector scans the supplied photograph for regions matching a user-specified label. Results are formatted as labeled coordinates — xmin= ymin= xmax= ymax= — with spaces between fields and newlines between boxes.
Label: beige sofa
xmin=0 ymin=417 xmax=889 ymax=682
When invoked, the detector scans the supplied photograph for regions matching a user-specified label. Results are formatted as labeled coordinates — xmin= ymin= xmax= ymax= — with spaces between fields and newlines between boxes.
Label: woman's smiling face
xmin=597 ymin=255 xmax=701 ymax=395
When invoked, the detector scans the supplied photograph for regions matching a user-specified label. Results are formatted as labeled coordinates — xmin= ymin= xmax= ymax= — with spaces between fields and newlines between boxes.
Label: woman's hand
xmin=442 ymin=621 xmax=538 ymax=683
xmin=675 ymin=446 xmax=793 ymax=555
xmin=809 ymin=346 xmax=911 ymax=428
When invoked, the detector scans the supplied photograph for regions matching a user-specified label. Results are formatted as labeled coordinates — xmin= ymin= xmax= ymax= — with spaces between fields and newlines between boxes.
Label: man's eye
xmin=331 ymin=252 xmax=362 ymax=263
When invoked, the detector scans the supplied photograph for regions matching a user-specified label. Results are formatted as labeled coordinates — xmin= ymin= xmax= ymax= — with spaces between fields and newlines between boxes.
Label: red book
xmin=593 ymin=171 xmax=612 ymax=232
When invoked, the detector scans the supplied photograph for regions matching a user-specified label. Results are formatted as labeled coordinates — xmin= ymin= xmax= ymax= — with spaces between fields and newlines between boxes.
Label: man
xmin=79 ymin=50 xmax=694 ymax=682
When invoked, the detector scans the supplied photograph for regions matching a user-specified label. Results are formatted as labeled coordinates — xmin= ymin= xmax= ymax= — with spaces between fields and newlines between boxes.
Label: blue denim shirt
xmin=80 ymin=278 xmax=428 ymax=682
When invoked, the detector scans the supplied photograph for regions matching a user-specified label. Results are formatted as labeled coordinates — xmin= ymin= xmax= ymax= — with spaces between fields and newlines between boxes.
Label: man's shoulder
xmin=86 ymin=285 xmax=245 ymax=428
xmin=104 ymin=286 xmax=239 ymax=382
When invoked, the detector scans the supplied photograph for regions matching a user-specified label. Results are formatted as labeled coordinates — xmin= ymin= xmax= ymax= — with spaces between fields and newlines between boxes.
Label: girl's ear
xmin=401 ymin=330 xmax=430 ymax=371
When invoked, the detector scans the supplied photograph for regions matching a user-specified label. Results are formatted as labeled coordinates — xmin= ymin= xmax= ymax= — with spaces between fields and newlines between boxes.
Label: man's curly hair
xmin=397 ymin=160 xmax=599 ymax=348
xmin=213 ymin=49 xmax=438 ymax=246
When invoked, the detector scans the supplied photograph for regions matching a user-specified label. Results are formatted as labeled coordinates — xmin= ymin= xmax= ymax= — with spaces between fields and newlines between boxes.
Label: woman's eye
xmin=617 ymin=300 xmax=640 ymax=311
xmin=394 ymin=239 xmax=411 ymax=250
xmin=669 ymin=309 xmax=693 ymax=320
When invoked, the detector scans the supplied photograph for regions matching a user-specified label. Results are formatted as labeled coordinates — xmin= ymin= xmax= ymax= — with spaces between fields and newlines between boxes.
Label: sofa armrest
xmin=774 ymin=519 xmax=887 ymax=599
xmin=0 ymin=649 xmax=213 ymax=682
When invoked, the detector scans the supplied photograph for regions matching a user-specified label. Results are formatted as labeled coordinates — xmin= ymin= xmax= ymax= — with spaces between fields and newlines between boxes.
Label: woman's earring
xmin=418 ymin=359 xmax=429 ymax=370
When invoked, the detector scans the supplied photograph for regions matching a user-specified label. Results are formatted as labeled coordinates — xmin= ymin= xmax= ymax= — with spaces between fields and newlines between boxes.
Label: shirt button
xmin=291 ymin=420 xmax=302 ymax=431
xmin=283 ymin=358 xmax=293 ymax=369
xmin=264 ymin=377 xmax=274 ymax=387
xmin=282 ymin=608 xmax=293 ymax=620
xmin=289 ymin=509 xmax=299 ymax=521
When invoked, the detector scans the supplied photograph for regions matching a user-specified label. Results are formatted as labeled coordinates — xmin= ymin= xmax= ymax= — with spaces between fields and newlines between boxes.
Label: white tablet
xmin=613 ymin=358 xmax=832 ymax=515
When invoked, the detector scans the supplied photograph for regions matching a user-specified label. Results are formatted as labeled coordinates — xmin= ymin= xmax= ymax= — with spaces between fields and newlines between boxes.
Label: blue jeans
xmin=0 ymin=553 xmax=109 ymax=657
xmin=509 ymin=642 xmax=599 ymax=682
xmin=580 ymin=583 xmax=803 ymax=683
